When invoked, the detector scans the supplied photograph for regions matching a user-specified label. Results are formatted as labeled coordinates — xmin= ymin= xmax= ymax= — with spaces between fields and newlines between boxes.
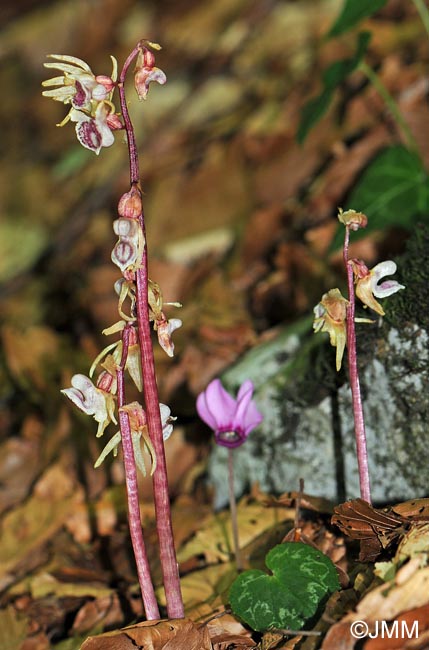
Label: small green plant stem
xmin=117 ymin=323 xmax=160 ymax=619
xmin=412 ymin=0 xmax=429 ymax=41
xmin=228 ymin=448 xmax=243 ymax=571
xmin=118 ymin=42 xmax=184 ymax=619
xmin=358 ymin=61 xmax=419 ymax=154
xmin=343 ymin=226 xmax=371 ymax=503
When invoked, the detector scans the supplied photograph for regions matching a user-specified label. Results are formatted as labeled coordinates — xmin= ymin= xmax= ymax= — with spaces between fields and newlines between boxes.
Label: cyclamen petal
xmin=197 ymin=379 xmax=263 ymax=448
xmin=241 ymin=400 xmax=264 ymax=435
xmin=196 ymin=390 xmax=219 ymax=432
xmin=233 ymin=382 xmax=257 ymax=430
xmin=202 ymin=379 xmax=237 ymax=430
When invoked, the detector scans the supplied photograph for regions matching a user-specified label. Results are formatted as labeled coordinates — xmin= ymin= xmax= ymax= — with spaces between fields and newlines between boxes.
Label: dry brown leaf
xmin=0 ymin=438 xmax=41 ymax=515
xmin=363 ymin=604 xmax=429 ymax=649
xmin=352 ymin=562 xmax=429 ymax=621
xmin=205 ymin=611 xmax=256 ymax=649
xmin=1 ymin=325 xmax=59 ymax=391
xmin=270 ymin=491 xmax=334 ymax=514
xmin=0 ymin=462 xmax=84 ymax=587
xmin=80 ymin=618 xmax=212 ymax=650
xmin=177 ymin=497 xmax=294 ymax=564
xmin=322 ymin=562 xmax=429 ymax=650
xmin=158 ymin=562 xmax=235 ymax=612
xmin=72 ymin=593 xmax=124 ymax=635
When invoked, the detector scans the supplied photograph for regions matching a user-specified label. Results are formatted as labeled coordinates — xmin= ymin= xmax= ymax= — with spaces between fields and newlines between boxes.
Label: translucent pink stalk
xmin=118 ymin=42 xmax=184 ymax=618
xmin=228 ymin=449 xmax=243 ymax=571
xmin=343 ymin=227 xmax=371 ymax=503
xmin=117 ymin=323 xmax=160 ymax=619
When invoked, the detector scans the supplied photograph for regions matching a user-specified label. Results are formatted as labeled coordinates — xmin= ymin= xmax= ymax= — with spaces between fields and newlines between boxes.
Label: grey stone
xmin=208 ymin=315 xmax=429 ymax=509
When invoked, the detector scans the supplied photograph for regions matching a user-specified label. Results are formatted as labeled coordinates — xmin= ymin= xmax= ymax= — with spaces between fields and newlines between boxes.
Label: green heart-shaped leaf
xmin=229 ymin=542 xmax=339 ymax=632
xmin=330 ymin=145 xmax=429 ymax=250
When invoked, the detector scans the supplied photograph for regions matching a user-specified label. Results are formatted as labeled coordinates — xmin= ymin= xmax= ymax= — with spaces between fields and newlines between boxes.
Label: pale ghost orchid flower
xmin=42 ymin=53 xmax=117 ymax=110
xmin=350 ymin=259 xmax=405 ymax=316
xmin=94 ymin=402 xmax=175 ymax=475
xmin=313 ymin=288 xmax=349 ymax=372
xmin=62 ymin=374 xmax=116 ymax=437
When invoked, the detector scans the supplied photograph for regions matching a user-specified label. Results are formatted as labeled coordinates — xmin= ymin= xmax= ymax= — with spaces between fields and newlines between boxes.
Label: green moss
xmin=385 ymin=223 xmax=429 ymax=331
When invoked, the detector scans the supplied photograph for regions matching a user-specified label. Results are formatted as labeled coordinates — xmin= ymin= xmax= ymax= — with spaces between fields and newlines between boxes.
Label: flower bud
xmin=97 ymin=370 xmax=116 ymax=393
xmin=349 ymin=259 xmax=370 ymax=280
xmin=106 ymin=113 xmax=123 ymax=130
xmin=338 ymin=208 xmax=368 ymax=231
xmin=118 ymin=187 xmax=142 ymax=219
xmin=113 ymin=217 xmax=138 ymax=238
xmin=133 ymin=47 xmax=166 ymax=101
xmin=95 ymin=74 xmax=116 ymax=92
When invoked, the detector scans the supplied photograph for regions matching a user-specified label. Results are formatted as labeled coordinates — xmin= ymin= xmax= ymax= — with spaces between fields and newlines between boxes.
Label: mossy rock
xmin=209 ymin=225 xmax=429 ymax=507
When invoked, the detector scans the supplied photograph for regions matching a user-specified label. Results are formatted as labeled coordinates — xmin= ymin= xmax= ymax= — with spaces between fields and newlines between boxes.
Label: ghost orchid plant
xmin=44 ymin=41 xmax=183 ymax=620
xmin=313 ymin=209 xmax=404 ymax=504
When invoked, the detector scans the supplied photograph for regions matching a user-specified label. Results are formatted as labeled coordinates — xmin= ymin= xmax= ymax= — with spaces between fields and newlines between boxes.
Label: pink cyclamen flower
xmin=350 ymin=259 xmax=405 ymax=316
xmin=197 ymin=379 xmax=263 ymax=448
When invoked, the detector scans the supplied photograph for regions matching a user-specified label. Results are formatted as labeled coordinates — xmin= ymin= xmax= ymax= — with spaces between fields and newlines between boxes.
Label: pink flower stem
xmin=343 ymin=227 xmax=371 ymax=503
xmin=228 ymin=449 xmax=243 ymax=571
xmin=117 ymin=323 xmax=160 ymax=619
xmin=118 ymin=43 xmax=184 ymax=618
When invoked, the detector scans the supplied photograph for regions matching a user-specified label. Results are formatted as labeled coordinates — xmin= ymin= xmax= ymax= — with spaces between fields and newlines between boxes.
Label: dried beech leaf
xmin=177 ymin=498 xmax=294 ymax=564
xmin=0 ymin=607 xmax=28 ymax=650
xmin=80 ymin=618 xmax=212 ymax=650
xmin=158 ymin=562 xmax=236 ymax=612
xmin=0 ymin=463 xmax=83 ymax=584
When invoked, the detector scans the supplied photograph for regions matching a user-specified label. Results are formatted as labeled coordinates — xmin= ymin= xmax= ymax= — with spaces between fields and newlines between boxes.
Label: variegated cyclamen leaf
xmin=229 ymin=542 xmax=339 ymax=632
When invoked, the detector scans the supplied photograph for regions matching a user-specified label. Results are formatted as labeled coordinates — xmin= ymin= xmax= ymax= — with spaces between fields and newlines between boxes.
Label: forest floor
xmin=1 ymin=0 xmax=429 ymax=648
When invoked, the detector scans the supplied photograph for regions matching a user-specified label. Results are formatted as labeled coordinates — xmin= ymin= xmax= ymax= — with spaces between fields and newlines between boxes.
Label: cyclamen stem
xmin=118 ymin=44 xmax=184 ymax=618
xmin=343 ymin=227 xmax=371 ymax=503
xmin=228 ymin=449 xmax=243 ymax=571
xmin=117 ymin=324 xmax=160 ymax=619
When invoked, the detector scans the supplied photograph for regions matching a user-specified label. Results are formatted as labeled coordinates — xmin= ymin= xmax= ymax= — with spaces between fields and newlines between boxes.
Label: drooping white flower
xmin=350 ymin=259 xmax=405 ymax=316
xmin=69 ymin=101 xmax=116 ymax=154
xmin=62 ymin=374 xmax=116 ymax=437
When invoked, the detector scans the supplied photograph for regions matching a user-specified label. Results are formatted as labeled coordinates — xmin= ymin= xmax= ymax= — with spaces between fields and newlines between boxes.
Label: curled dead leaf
xmin=80 ymin=618 xmax=212 ymax=650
